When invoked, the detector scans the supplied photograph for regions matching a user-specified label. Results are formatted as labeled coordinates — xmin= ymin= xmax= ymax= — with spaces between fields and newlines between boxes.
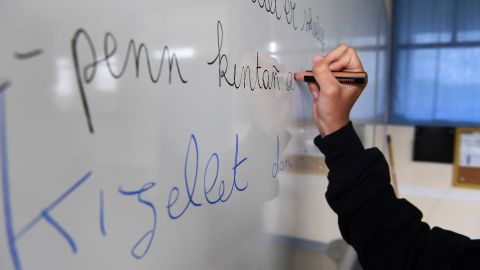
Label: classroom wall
xmin=386 ymin=125 xmax=451 ymax=187
xmin=378 ymin=0 xmax=480 ymax=240
xmin=261 ymin=123 xmax=387 ymax=245
xmin=385 ymin=125 xmax=480 ymax=239
xmin=266 ymin=122 xmax=480 ymax=245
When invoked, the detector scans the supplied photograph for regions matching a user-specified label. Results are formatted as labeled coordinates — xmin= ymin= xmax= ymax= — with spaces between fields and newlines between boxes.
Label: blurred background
xmin=382 ymin=0 xmax=480 ymax=241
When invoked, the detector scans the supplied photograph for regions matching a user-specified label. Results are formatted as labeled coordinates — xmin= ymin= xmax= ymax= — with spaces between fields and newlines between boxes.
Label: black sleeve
xmin=314 ymin=122 xmax=480 ymax=270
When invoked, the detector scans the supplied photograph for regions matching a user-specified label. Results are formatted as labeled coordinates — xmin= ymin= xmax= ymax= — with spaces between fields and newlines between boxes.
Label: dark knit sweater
xmin=314 ymin=122 xmax=480 ymax=270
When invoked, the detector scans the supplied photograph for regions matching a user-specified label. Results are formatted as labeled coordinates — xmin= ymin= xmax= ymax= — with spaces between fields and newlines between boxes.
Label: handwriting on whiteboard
xmin=272 ymin=135 xmax=292 ymax=178
xmin=208 ymin=20 xmax=295 ymax=92
xmin=167 ymin=134 xmax=248 ymax=219
xmin=71 ymin=29 xmax=189 ymax=133
xmin=118 ymin=182 xmax=158 ymax=259
xmin=1 ymin=13 xmax=305 ymax=270
xmin=2 ymin=133 xmax=250 ymax=268
xmin=249 ymin=0 xmax=325 ymax=45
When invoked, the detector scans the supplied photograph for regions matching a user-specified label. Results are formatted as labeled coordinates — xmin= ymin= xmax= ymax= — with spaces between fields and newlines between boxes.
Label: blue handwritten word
xmin=272 ymin=135 xmax=292 ymax=178
xmin=167 ymin=134 xmax=248 ymax=219
xmin=1 ymin=132 xmax=250 ymax=268
xmin=118 ymin=182 xmax=157 ymax=259
xmin=1 ymin=100 xmax=21 ymax=270
xmin=2 ymin=167 xmax=93 ymax=270
xmin=100 ymin=189 xmax=107 ymax=236
xmin=16 ymin=172 xmax=93 ymax=252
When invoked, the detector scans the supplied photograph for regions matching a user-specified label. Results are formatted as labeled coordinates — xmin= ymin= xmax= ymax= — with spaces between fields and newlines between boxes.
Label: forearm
xmin=314 ymin=122 xmax=471 ymax=270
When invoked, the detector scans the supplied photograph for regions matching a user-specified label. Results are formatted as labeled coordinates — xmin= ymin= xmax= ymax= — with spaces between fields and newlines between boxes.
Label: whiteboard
xmin=0 ymin=0 xmax=388 ymax=269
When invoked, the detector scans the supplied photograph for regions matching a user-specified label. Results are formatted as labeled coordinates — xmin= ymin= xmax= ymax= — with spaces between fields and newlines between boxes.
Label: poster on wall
xmin=453 ymin=128 xmax=480 ymax=188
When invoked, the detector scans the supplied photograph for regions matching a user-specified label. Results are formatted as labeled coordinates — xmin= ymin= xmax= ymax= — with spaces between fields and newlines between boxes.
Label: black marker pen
xmin=295 ymin=70 xmax=368 ymax=85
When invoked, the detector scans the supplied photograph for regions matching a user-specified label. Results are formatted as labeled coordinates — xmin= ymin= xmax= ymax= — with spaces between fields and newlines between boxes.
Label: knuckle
xmin=313 ymin=58 xmax=326 ymax=68
xmin=338 ymin=43 xmax=349 ymax=50
xmin=313 ymin=62 xmax=329 ymax=75
xmin=348 ymin=47 xmax=357 ymax=56
xmin=315 ymin=56 xmax=327 ymax=64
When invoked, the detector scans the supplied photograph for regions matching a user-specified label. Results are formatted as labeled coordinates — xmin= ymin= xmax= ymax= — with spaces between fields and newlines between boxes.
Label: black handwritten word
xmin=249 ymin=0 xmax=325 ymax=45
xmin=300 ymin=8 xmax=325 ymax=43
xmin=14 ymin=49 xmax=44 ymax=60
xmin=251 ymin=0 xmax=298 ymax=30
xmin=208 ymin=21 xmax=294 ymax=92
xmin=283 ymin=0 xmax=298 ymax=29
xmin=71 ymin=29 xmax=188 ymax=133
xmin=251 ymin=0 xmax=282 ymax=20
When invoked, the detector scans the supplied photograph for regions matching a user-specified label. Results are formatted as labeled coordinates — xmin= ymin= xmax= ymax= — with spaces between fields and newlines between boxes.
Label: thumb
xmin=312 ymin=56 xmax=339 ymax=92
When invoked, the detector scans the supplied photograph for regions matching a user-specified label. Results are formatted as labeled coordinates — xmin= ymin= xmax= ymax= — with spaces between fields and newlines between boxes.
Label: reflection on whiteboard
xmin=0 ymin=0 xmax=388 ymax=269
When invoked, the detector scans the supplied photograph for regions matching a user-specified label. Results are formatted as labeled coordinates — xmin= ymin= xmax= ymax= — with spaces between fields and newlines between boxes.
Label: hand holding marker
xmin=294 ymin=44 xmax=368 ymax=137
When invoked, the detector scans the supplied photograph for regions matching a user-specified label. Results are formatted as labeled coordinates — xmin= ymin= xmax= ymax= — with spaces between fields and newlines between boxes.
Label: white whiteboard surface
xmin=0 ymin=0 xmax=388 ymax=269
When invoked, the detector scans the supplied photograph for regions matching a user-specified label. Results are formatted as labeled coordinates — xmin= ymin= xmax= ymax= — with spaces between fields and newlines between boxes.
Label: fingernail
xmin=312 ymin=55 xmax=323 ymax=63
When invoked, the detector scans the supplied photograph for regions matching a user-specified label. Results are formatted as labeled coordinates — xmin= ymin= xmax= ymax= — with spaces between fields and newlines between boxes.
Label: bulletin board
xmin=453 ymin=128 xmax=480 ymax=188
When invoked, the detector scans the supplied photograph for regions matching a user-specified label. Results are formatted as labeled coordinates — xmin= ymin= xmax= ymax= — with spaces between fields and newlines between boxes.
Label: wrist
xmin=313 ymin=121 xmax=365 ymax=172
xmin=319 ymin=119 xmax=350 ymax=137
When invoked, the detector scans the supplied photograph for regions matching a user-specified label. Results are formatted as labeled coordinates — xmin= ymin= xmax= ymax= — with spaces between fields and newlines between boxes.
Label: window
xmin=390 ymin=0 xmax=480 ymax=126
